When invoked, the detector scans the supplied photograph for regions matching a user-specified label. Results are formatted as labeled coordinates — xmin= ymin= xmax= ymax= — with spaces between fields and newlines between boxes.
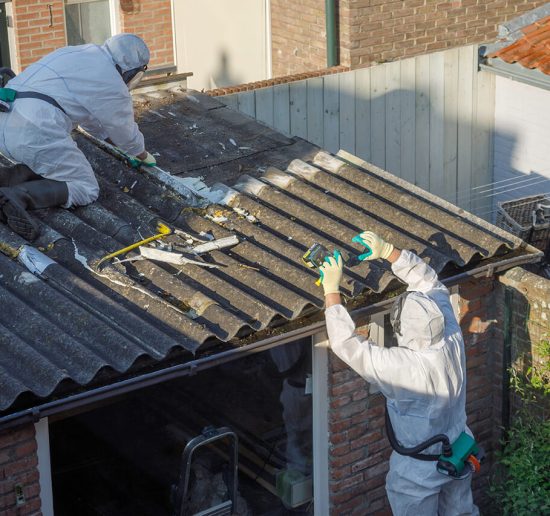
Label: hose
xmin=385 ymin=403 xmax=452 ymax=461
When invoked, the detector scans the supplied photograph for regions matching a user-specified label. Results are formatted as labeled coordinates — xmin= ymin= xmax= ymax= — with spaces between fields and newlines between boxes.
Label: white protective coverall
xmin=0 ymin=36 xmax=147 ymax=208
xmin=325 ymin=250 xmax=479 ymax=515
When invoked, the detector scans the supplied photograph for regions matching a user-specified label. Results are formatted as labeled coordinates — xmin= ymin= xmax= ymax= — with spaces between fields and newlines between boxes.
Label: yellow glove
xmin=358 ymin=231 xmax=394 ymax=260
xmin=318 ymin=252 xmax=343 ymax=295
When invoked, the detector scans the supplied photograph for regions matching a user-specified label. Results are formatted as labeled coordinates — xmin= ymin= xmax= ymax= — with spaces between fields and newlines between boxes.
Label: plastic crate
xmin=496 ymin=195 xmax=550 ymax=252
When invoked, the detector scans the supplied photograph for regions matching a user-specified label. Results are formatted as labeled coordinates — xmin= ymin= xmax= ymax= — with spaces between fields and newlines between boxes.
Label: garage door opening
xmin=50 ymin=338 xmax=314 ymax=515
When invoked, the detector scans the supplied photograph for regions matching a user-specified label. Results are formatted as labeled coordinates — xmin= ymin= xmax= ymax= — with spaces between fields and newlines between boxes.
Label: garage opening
xmin=49 ymin=338 xmax=314 ymax=515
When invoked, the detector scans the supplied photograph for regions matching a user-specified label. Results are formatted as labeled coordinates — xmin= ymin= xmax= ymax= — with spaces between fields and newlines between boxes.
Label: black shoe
xmin=0 ymin=163 xmax=43 ymax=187
xmin=0 ymin=179 xmax=69 ymax=241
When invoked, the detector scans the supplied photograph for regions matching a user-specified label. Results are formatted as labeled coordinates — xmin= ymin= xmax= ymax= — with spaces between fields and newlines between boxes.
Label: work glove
xmin=139 ymin=151 xmax=157 ymax=167
xmin=357 ymin=231 xmax=394 ymax=260
xmin=318 ymin=251 xmax=343 ymax=295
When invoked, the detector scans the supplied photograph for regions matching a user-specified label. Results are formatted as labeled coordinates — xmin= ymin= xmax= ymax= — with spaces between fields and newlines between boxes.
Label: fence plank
xmin=218 ymin=46 xmax=491 ymax=218
xmin=255 ymin=87 xmax=274 ymax=128
xmin=400 ymin=58 xmax=416 ymax=185
xmin=307 ymin=77 xmax=324 ymax=147
xmin=457 ymin=46 xmax=474 ymax=212
xmin=443 ymin=48 xmax=459 ymax=204
xmin=471 ymin=70 xmax=496 ymax=218
xmin=323 ymin=74 xmax=340 ymax=153
xmin=237 ymin=91 xmax=256 ymax=118
xmin=355 ymin=67 xmax=371 ymax=162
xmin=339 ymin=71 xmax=356 ymax=155
xmin=370 ymin=64 xmax=386 ymax=169
xmin=273 ymin=83 xmax=291 ymax=136
xmin=385 ymin=61 xmax=402 ymax=177
xmin=429 ymin=52 xmax=445 ymax=198
xmin=221 ymin=94 xmax=238 ymax=110
xmin=415 ymin=54 xmax=430 ymax=190
xmin=290 ymin=81 xmax=308 ymax=139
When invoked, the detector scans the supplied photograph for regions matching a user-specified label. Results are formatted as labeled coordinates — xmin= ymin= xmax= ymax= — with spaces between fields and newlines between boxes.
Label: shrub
xmin=489 ymin=336 xmax=550 ymax=515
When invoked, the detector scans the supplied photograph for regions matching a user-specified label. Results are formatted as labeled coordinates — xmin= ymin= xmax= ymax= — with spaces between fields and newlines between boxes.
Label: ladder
xmin=172 ymin=426 xmax=238 ymax=516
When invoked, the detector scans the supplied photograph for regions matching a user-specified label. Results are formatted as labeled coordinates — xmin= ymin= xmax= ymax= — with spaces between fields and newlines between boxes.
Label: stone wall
xmin=498 ymin=266 xmax=550 ymax=419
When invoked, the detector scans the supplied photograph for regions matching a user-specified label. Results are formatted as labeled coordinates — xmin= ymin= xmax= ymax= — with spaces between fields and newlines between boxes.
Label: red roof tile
xmin=488 ymin=16 xmax=550 ymax=75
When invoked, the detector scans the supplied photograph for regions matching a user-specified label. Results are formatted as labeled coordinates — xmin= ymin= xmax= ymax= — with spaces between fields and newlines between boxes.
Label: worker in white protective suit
xmin=319 ymin=231 xmax=479 ymax=516
xmin=269 ymin=339 xmax=312 ymax=475
xmin=0 ymin=33 xmax=156 ymax=241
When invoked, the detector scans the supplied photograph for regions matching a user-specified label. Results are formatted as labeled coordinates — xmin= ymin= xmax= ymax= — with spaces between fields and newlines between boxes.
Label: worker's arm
xmin=320 ymin=256 xmax=422 ymax=396
xmin=358 ymin=231 xmax=447 ymax=294
xmin=391 ymin=249 xmax=447 ymax=294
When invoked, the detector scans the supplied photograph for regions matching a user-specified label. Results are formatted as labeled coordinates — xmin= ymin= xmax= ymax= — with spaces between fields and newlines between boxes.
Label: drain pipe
xmin=325 ymin=0 xmax=338 ymax=67
xmin=0 ymin=249 xmax=542 ymax=431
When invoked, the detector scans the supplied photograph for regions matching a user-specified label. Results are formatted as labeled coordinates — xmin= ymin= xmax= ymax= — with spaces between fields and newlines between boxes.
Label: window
xmin=65 ymin=0 xmax=112 ymax=46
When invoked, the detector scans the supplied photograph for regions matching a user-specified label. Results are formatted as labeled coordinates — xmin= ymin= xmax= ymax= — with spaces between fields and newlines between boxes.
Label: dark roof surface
xmin=0 ymin=90 xmax=534 ymax=414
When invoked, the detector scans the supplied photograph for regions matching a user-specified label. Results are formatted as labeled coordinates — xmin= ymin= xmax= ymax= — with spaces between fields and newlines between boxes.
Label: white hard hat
xmin=103 ymin=33 xmax=150 ymax=73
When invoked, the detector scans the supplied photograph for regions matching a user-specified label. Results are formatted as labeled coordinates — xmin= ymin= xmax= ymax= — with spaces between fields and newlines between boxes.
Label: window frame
xmin=64 ymin=0 xmax=119 ymax=47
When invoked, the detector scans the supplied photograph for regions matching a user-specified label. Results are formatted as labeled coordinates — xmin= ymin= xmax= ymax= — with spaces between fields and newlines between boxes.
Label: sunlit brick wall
xmin=119 ymin=0 xmax=174 ymax=68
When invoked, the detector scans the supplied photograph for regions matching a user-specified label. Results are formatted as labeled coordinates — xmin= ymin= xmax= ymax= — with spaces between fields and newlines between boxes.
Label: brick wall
xmin=270 ymin=0 xmax=330 ymax=78
xmin=0 ymin=424 xmax=41 ymax=515
xmin=119 ymin=0 xmax=174 ymax=68
xmin=498 ymin=267 xmax=550 ymax=419
xmin=327 ymin=277 xmax=502 ymax=513
xmin=12 ymin=0 xmax=66 ymax=71
xmin=271 ymin=0 xmax=548 ymax=76
xmin=11 ymin=0 xmax=174 ymax=71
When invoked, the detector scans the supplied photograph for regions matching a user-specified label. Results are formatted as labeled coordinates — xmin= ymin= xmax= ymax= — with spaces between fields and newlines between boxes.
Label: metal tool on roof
xmin=96 ymin=220 xmax=173 ymax=269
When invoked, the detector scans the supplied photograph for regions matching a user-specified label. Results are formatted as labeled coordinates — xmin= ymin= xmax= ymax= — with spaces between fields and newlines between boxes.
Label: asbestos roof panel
xmin=0 ymin=90 xmax=535 ymax=414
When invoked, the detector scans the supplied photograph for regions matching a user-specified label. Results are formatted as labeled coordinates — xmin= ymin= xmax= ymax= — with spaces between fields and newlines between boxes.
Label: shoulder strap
xmin=14 ymin=91 xmax=67 ymax=115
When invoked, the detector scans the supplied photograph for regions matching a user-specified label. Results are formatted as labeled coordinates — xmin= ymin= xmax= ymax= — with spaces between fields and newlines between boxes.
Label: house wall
xmin=217 ymin=46 xmax=495 ymax=217
xmin=118 ymin=0 xmax=174 ymax=69
xmin=172 ymin=0 xmax=269 ymax=91
xmin=493 ymin=75 xmax=550 ymax=207
xmin=9 ymin=0 xmax=174 ymax=72
xmin=0 ymin=423 xmax=41 ymax=515
xmin=326 ymin=276 xmax=502 ymax=513
xmin=12 ymin=0 xmax=66 ymax=72
xmin=270 ymin=0 xmax=548 ymax=77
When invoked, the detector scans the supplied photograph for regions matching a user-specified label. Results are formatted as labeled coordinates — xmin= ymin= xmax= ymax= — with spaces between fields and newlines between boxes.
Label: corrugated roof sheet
xmin=0 ymin=90 xmax=534 ymax=414
xmin=487 ymin=14 xmax=550 ymax=75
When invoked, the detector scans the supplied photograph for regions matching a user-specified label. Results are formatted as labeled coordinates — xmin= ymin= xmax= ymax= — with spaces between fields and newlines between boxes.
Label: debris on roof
xmin=0 ymin=90 xmax=539 ymax=414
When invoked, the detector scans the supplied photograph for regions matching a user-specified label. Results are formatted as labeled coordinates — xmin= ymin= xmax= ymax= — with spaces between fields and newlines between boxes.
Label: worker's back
xmin=7 ymin=44 xmax=130 ymax=128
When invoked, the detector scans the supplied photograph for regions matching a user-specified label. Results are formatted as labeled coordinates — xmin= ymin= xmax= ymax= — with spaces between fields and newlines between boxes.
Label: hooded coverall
xmin=0 ymin=42 xmax=146 ymax=208
xmin=325 ymin=250 xmax=479 ymax=515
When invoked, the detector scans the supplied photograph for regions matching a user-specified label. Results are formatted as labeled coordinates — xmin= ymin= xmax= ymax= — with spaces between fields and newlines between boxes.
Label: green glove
xmin=318 ymin=251 xmax=343 ymax=295
xmin=140 ymin=151 xmax=157 ymax=167
xmin=358 ymin=231 xmax=394 ymax=260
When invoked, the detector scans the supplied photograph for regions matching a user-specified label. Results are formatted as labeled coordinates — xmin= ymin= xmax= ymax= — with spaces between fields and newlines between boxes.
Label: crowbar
xmin=96 ymin=221 xmax=173 ymax=269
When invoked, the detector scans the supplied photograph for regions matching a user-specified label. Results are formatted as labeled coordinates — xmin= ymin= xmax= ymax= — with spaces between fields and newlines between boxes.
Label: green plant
xmin=489 ymin=416 xmax=550 ymax=515
xmin=489 ymin=335 xmax=550 ymax=514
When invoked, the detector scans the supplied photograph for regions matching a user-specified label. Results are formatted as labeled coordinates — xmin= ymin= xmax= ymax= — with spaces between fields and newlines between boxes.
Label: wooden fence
xmin=220 ymin=45 xmax=495 ymax=216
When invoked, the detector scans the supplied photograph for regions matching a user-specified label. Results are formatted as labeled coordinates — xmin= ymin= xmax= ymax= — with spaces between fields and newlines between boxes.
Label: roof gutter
xmin=0 ymin=248 xmax=542 ymax=431
xmin=480 ymin=59 xmax=550 ymax=92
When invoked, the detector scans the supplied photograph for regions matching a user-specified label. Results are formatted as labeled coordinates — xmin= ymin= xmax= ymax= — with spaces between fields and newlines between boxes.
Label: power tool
xmin=302 ymin=234 xmax=373 ymax=285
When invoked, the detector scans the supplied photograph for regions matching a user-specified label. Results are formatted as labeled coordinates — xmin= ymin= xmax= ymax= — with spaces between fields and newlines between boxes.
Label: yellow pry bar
xmin=96 ymin=221 xmax=173 ymax=268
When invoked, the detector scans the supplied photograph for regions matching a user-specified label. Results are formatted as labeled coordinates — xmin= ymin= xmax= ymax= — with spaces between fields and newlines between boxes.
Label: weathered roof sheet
xmin=0 ymin=90 xmax=535 ymax=414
